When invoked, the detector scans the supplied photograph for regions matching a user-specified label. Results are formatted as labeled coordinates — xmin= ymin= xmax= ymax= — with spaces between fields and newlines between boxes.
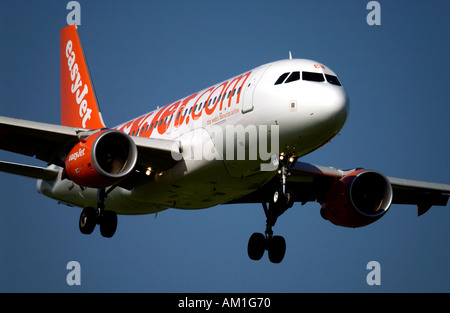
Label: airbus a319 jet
xmin=1 ymin=25 xmax=449 ymax=263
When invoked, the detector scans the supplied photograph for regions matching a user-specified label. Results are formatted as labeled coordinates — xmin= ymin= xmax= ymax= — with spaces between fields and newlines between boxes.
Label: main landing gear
xmin=78 ymin=187 xmax=118 ymax=238
xmin=247 ymin=155 xmax=295 ymax=263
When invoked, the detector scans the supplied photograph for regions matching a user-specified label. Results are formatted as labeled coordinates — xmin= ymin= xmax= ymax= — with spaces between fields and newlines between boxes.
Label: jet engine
xmin=320 ymin=169 xmax=393 ymax=228
xmin=65 ymin=129 xmax=137 ymax=188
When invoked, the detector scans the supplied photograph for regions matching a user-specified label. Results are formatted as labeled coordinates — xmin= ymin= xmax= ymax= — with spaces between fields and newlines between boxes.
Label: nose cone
xmin=327 ymin=86 xmax=349 ymax=129
xmin=308 ymin=85 xmax=349 ymax=135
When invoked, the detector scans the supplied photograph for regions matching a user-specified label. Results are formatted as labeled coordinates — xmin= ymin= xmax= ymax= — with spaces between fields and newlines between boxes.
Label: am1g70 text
xmin=178 ymin=297 xmax=270 ymax=310
xmin=222 ymin=297 xmax=270 ymax=308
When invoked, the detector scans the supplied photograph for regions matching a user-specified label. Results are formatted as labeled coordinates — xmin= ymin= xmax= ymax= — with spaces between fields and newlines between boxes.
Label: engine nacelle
xmin=65 ymin=129 xmax=138 ymax=188
xmin=320 ymin=169 xmax=393 ymax=228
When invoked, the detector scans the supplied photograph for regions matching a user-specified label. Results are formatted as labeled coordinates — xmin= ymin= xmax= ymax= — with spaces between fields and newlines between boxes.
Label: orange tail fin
xmin=60 ymin=24 xmax=105 ymax=129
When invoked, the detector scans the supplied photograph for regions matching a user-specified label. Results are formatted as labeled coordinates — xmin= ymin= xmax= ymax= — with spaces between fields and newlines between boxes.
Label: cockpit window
xmin=325 ymin=74 xmax=342 ymax=86
xmin=275 ymin=71 xmax=342 ymax=86
xmin=285 ymin=71 xmax=300 ymax=83
xmin=274 ymin=72 xmax=290 ymax=85
xmin=302 ymin=71 xmax=325 ymax=82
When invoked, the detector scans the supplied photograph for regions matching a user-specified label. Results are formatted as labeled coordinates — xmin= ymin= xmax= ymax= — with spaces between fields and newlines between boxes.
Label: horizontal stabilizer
xmin=0 ymin=161 xmax=59 ymax=180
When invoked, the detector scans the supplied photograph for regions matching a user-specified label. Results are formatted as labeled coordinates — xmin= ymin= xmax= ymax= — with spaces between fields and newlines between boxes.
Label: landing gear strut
xmin=247 ymin=155 xmax=296 ymax=263
xmin=78 ymin=187 xmax=118 ymax=238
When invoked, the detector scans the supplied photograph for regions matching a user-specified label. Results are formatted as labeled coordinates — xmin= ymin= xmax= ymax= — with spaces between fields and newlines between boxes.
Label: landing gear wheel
xmin=79 ymin=207 xmax=96 ymax=235
xmin=247 ymin=232 xmax=286 ymax=263
xmin=99 ymin=210 xmax=118 ymax=238
xmin=247 ymin=155 xmax=295 ymax=263
xmin=273 ymin=186 xmax=287 ymax=205
xmin=273 ymin=188 xmax=281 ymax=204
xmin=248 ymin=232 xmax=266 ymax=261
xmin=268 ymin=235 xmax=286 ymax=264
xmin=284 ymin=188 xmax=295 ymax=209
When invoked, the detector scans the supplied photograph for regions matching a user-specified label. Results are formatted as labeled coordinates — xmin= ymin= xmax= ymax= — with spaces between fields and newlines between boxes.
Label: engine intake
xmin=65 ymin=129 xmax=137 ymax=188
xmin=320 ymin=169 xmax=393 ymax=228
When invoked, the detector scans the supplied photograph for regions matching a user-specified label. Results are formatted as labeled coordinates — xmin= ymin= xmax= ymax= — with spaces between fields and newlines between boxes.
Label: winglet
xmin=60 ymin=24 xmax=105 ymax=129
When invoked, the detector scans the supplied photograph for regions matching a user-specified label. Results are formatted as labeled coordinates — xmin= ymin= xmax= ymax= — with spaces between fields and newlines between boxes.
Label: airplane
xmin=1 ymin=24 xmax=449 ymax=263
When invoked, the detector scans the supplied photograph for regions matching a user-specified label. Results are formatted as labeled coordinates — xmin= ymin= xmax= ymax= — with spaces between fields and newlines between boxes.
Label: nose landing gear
xmin=247 ymin=195 xmax=291 ymax=263
xmin=248 ymin=231 xmax=287 ymax=264
xmin=247 ymin=155 xmax=296 ymax=263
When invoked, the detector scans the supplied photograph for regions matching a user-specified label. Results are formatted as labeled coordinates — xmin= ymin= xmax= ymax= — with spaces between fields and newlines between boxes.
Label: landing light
xmin=145 ymin=167 xmax=152 ymax=176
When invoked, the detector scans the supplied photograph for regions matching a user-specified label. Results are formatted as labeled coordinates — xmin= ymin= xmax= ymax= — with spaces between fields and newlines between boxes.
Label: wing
xmin=387 ymin=177 xmax=450 ymax=215
xmin=0 ymin=116 xmax=181 ymax=180
xmin=0 ymin=116 xmax=81 ymax=166
xmin=228 ymin=161 xmax=450 ymax=216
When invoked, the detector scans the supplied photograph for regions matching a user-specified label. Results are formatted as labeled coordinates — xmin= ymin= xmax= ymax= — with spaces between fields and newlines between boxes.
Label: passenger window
xmin=325 ymin=74 xmax=342 ymax=86
xmin=275 ymin=72 xmax=290 ymax=85
xmin=303 ymin=72 xmax=325 ymax=82
xmin=285 ymin=71 xmax=300 ymax=83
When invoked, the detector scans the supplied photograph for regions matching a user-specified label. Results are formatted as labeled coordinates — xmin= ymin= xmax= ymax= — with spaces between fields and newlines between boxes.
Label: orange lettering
xmin=204 ymin=82 xmax=228 ymax=115
xmin=219 ymin=71 xmax=251 ymax=110
xmin=192 ymin=87 xmax=214 ymax=121
xmin=174 ymin=93 xmax=198 ymax=128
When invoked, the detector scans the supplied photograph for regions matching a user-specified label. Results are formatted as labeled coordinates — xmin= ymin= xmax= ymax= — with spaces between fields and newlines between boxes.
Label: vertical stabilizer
xmin=60 ymin=24 xmax=105 ymax=129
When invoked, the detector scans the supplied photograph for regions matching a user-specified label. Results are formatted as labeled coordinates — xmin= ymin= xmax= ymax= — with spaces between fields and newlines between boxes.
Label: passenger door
xmin=242 ymin=65 xmax=271 ymax=113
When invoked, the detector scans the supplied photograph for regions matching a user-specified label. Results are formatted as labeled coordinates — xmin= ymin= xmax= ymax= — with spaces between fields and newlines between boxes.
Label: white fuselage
xmin=38 ymin=59 xmax=349 ymax=214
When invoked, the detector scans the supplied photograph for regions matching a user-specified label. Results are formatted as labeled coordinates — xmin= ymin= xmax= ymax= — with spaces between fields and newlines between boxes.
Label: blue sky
xmin=0 ymin=0 xmax=449 ymax=292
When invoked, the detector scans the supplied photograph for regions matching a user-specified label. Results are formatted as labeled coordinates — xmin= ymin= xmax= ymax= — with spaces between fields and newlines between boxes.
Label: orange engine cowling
xmin=320 ymin=169 xmax=393 ymax=228
xmin=65 ymin=129 xmax=138 ymax=188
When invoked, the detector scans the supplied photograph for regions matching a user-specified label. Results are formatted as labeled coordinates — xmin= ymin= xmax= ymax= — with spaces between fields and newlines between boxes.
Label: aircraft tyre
xmin=248 ymin=232 xmax=266 ymax=260
xmin=284 ymin=189 xmax=295 ymax=209
xmin=248 ymin=157 xmax=294 ymax=263
xmin=247 ymin=232 xmax=286 ymax=263
xmin=100 ymin=210 xmax=117 ymax=238
xmin=268 ymin=235 xmax=286 ymax=264
xmin=79 ymin=207 xmax=96 ymax=235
